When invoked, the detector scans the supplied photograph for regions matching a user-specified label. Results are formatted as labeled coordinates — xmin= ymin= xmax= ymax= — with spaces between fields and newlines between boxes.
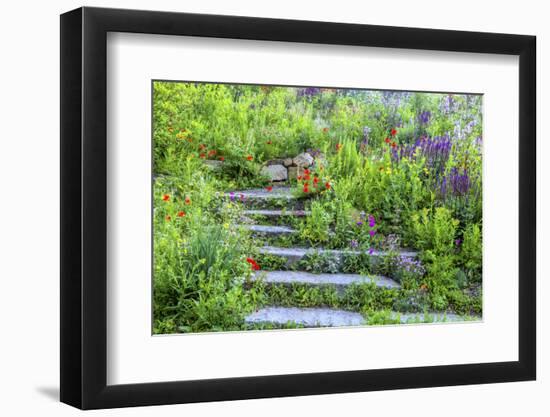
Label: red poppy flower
xmin=208 ymin=150 xmax=217 ymax=157
xmin=303 ymin=168 xmax=310 ymax=175
xmin=199 ymin=153 xmax=206 ymax=159
xmin=304 ymin=174 xmax=311 ymax=181
xmin=266 ymin=140 xmax=272 ymax=145
xmin=219 ymin=156 xmax=225 ymax=161
xmin=266 ymin=186 xmax=273 ymax=192
xmin=325 ymin=182 xmax=331 ymax=190
xmin=391 ymin=128 xmax=398 ymax=136
xmin=165 ymin=215 xmax=171 ymax=221
xmin=303 ymin=186 xmax=309 ymax=193
xmin=323 ymin=127 xmax=329 ymax=133
xmin=313 ymin=177 xmax=319 ymax=184
xmin=336 ymin=143 xmax=342 ymax=151
xmin=246 ymin=155 xmax=253 ymax=161
xmin=199 ymin=144 xmax=206 ymax=150
xmin=246 ymin=257 xmax=260 ymax=271
xmin=177 ymin=211 xmax=185 ymax=217
xmin=184 ymin=196 xmax=191 ymax=205
xmin=162 ymin=194 xmax=170 ymax=202
xmin=385 ymin=137 xmax=391 ymax=144
xmin=297 ymin=175 xmax=302 ymax=181
xmin=391 ymin=142 xmax=397 ymax=148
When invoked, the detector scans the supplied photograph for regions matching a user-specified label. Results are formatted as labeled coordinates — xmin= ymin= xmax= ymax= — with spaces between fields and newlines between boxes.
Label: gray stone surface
xmin=287 ymin=166 xmax=298 ymax=180
xmin=204 ymin=160 xmax=223 ymax=170
xmin=243 ymin=209 xmax=310 ymax=217
xmin=293 ymin=152 xmax=314 ymax=167
xmin=227 ymin=187 xmax=294 ymax=200
xmin=259 ymin=246 xmax=418 ymax=264
xmin=241 ymin=224 xmax=295 ymax=235
xmin=392 ymin=312 xmax=481 ymax=324
xmin=266 ymin=159 xmax=286 ymax=166
xmin=245 ymin=306 xmax=364 ymax=327
xmin=260 ymin=164 xmax=288 ymax=181
xmin=283 ymin=158 xmax=294 ymax=167
xmin=251 ymin=270 xmax=400 ymax=289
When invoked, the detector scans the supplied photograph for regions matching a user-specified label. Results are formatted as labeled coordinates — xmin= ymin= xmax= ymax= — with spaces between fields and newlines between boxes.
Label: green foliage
xmin=459 ymin=222 xmax=483 ymax=283
xmin=152 ymin=82 xmax=483 ymax=333
xmin=298 ymin=200 xmax=332 ymax=244
xmin=407 ymin=207 xmax=461 ymax=310
xmin=298 ymin=250 xmax=340 ymax=274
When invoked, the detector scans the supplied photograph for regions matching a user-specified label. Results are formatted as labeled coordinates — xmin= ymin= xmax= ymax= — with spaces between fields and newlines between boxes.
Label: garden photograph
xmin=152 ymin=81 xmax=483 ymax=334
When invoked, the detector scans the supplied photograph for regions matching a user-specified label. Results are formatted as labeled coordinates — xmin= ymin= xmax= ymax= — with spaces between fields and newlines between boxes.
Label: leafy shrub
xmin=298 ymin=250 xmax=340 ymax=274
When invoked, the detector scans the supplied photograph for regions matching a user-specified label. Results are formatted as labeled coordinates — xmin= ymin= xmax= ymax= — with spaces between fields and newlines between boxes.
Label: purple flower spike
xmin=368 ymin=214 xmax=376 ymax=228
xmin=369 ymin=229 xmax=376 ymax=237
xmin=455 ymin=239 xmax=462 ymax=246
xmin=356 ymin=221 xmax=363 ymax=227
xmin=368 ymin=248 xmax=374 ymax=255
xmin=350 ymin=239 xmax=359 ymax=249
xmin=229 ymin=192 xmax=235 ymax=201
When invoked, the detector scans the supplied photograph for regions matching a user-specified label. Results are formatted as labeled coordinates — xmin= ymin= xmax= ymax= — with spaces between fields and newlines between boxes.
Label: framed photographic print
xmin=60 ymin=6 xmax=536 ymax=409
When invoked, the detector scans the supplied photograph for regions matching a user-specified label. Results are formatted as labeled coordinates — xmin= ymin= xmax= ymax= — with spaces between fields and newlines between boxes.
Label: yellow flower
xmin=386 ymin=167 xmax=392 ymax=175
xmin=223 ymin=223 xmax=230 ymax=230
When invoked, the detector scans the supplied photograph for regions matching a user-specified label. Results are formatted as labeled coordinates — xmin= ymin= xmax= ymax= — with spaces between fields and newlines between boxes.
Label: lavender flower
xmin=350 ymin=239 xmax=359 ymax=249
xmin=418 ymin=110 xmax=431 ymax=125
xmin=368 ymin=214 xmax=376 ymax=228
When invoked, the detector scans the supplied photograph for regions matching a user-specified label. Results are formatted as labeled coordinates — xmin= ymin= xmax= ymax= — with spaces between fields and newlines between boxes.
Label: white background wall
xmin=0 ymin=0 xmax=546 ymax=415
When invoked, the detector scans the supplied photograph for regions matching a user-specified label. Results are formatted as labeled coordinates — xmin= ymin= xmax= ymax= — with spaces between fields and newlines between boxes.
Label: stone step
xmin=240 ymin=224 xmax=296 ymax=236
xmin=226 ymin=187 xmax=304 ymax=209
xmin=245 ymin=306 xmax=364 ymax=327
xmin=251 ymin=270 xmax=400 ymax=290
xmin=242 ymin=209 xmax=310 ymax=217
xmin=227 ymin=186 xmax=294 ymax=201
xmin=259 ymin=246 xmax=417 ymax=266
xmin=368 ymin=312 xmax=481 ymax=324
xmin=245 ymin=307 xmax=479 ymax=328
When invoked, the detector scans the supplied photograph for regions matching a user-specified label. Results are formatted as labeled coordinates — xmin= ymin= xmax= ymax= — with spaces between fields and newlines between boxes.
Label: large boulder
xmin=287 ymin=166 xmax=298 ymax=180
xmin=293 ymin=152 xmax=314 ymax=167
xmin=283 ymin=158 xmax=294 ymax=167
xmin=266 ymin=159 xmax=285 ymax=166
xmin=261 ymin=164 xmax=288 ymax=182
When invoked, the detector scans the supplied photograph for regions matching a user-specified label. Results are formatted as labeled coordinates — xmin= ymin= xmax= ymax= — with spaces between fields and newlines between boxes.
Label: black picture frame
xmin=60 ymin=6 xmax=536 ymax=410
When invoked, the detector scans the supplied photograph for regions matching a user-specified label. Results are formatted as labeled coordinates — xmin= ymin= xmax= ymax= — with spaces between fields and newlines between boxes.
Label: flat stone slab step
xmin=227 ymin=187 xmax=294 ymax=201
xmin=240 ymin=224 xmax=296 ymax=235
xmin=251 ymin=270 xmax=400 ymax=289
xmin=259 ymin=246 xmax=417 ymax=264
xmin=375 ymin=312 xmax=481 ymax=324
xmin=245 ymin=307 xmax=364 ymax=327
xmin=245 ymin=307 xmax=480 ymax=328
xmin=243 ymin=209 xmax=310 ymax=217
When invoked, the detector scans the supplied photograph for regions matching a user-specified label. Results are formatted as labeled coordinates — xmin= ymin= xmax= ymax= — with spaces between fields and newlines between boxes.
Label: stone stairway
xmin=229 ymin=185 xmax=478 ymax=328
